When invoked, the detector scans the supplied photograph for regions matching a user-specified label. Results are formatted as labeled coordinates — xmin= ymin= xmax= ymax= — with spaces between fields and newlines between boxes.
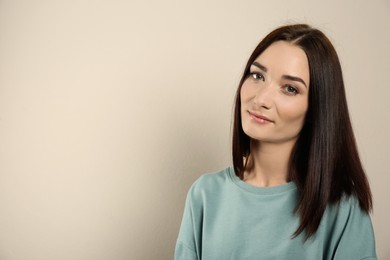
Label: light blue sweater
xmin=175 ymin=167 xmax=377 ymax=260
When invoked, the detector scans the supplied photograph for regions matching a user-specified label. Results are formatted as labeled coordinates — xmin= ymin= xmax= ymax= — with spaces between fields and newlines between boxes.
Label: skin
xmin=240 ymin=41 xmax=310 ymax=187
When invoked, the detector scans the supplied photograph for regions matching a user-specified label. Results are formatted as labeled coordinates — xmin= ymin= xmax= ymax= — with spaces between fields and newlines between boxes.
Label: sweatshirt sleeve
xmin=174 ymin=183 xmax=202 ymax=260
xmin=332 ymin=197 xmax=377 ymax=260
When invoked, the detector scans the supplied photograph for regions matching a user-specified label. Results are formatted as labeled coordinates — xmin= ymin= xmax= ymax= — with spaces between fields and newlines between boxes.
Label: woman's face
xmin=240 ymin=40 xmax=310 ymax=144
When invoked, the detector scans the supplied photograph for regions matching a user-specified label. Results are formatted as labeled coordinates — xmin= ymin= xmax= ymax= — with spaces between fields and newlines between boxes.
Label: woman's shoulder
xmin=327 ymin=194 xmax=366 ymax=216
xmin=321 ymin=195 xmax=376 ymax=258
xmin=188 ymin=167 xmax=232 ymax=197
xmin=322 ymin=194 xmax=373 ymax=231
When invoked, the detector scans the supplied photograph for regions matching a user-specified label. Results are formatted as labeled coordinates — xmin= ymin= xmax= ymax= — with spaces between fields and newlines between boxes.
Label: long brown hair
xmin=232 ymin=24 xmax=373 ymax=238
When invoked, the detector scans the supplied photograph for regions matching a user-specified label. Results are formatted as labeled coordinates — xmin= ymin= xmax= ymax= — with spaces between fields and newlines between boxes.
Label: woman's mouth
xmin=248 ymin=111 xmax=274 ymax=124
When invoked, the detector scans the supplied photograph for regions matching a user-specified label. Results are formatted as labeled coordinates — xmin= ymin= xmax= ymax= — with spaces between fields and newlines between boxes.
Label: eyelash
xmin=249 ymin=72 xmax=265 ymax=81
xmin=283 ymin=85 xmax=299 ymax=95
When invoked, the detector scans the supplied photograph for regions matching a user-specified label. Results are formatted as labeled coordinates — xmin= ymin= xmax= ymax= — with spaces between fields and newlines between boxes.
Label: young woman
xmin=175 ymin=24 xmax=377 ymax=260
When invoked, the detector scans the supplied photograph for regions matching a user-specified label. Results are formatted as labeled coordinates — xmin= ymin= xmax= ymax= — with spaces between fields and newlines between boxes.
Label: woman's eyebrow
xmin=252 ymin=61 xmax=267 ymax=72
xmin=252 ymin=61 xmax=308 ymax=88
xmin=282 ymin=75 xmax=308 ymax=88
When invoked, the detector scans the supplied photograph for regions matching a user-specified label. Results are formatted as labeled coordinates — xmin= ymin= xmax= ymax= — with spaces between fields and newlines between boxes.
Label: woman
xmin=175 ymin=24 xmax=377 ymax=260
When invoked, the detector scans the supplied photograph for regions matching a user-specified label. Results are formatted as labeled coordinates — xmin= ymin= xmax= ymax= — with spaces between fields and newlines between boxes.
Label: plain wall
xmin=0 ymin=0 xmax=389 ymax=259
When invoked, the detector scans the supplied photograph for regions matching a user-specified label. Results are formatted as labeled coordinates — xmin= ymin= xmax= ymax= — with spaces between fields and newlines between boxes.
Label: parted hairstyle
xmin=232 ymin=24 xmax=373 ymax=239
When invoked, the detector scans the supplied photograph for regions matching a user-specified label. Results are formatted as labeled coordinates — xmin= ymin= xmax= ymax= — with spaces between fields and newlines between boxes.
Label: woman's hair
xmin=232 ymin=24 xmax=373 ymax=238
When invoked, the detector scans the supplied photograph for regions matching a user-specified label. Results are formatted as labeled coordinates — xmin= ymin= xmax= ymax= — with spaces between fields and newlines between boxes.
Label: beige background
xmin=0 ymin=0 xmax=389 ymax=259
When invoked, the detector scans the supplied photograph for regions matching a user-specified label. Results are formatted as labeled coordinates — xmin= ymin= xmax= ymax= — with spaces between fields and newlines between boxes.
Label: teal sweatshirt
xmin=175 ymin=167 xmax=377 ymax=260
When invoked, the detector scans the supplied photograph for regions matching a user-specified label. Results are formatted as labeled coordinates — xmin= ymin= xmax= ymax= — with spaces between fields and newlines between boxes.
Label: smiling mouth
xmin=248 ymin=111 xmax=274 ymax=124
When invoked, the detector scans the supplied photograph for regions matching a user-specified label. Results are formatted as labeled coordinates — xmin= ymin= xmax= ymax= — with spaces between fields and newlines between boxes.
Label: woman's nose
xmin=253 ymin=82 xmax=274 ymax=110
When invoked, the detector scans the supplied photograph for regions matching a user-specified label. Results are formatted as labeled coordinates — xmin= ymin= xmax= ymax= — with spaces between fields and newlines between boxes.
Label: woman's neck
xmin=244 ymin=140 xmax=296 ymax=187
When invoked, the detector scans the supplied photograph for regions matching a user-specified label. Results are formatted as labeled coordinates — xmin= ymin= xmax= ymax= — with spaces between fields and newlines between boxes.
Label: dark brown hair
xmin=232 ymin=24 xmax=373 ymax=238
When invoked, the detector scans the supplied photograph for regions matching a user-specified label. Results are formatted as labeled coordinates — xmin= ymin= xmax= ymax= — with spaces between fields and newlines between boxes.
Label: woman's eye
xmin=250 ymin=72 xmax=264 ymax=81
xmin=284 ymin=85 xmax=298 ymax=95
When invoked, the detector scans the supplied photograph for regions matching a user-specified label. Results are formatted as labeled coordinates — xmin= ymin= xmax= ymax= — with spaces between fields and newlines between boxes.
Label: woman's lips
xmin=248 ymin=111 xmax=274 ymax=124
